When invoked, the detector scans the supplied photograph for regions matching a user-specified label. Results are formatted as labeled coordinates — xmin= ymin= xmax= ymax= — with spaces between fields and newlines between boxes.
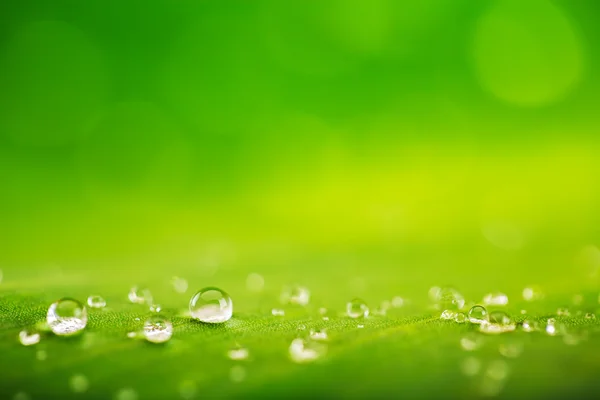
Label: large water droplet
xmin=289 ymin=338 xmax=326 ymax=363
xmin=18 ymin=329 xmax=40 ymax=346
xmin=346 ymin=299 xmax=369 ymax=318
xmin=281 ymin=285 xmax=310 ymax=306
xmin=128 ymin=286 xmax=153 ymax=305
xmin=189 ymin=287 xmax=233 ymax=323
xmin=143 ymin=316 xmax=173 ymax=343
xmin=87 ymin=295 xmax=106 ymax=309
xmin=468 ymin=305 xmax=489 ymax=324
xmin=47 ymin=298 xmax=87 ymax=336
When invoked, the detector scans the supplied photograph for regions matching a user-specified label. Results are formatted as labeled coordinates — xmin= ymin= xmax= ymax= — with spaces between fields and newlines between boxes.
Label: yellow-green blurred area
xmin=1 ymin=0 xmax=600 ymax=298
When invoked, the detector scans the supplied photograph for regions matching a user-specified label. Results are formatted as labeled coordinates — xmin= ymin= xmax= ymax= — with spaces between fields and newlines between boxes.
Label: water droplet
xmin=271 ymin=308 xmax=285 ymax=316
xmin=545 ymin=318 xmax=559 ymax=336
xmin=114 ymin=387 xmax=138 ymax=400
xmin=520 ymin=309 xmax=527 ymax=315
xmin=479 ymin=311 xmax=515 ymax=334
xmin=289 ymin=338 xmax=326 ymax=363
xmin=438 ymin=287 xmax=465 ymax=310
xmin=460 ymin=333 xmax=483 ymax=351
xmin=13 ymin=392 xmax=30 ymax=400
xmin=309 ymin=329 xmax=328 ymax=341
xmin=171 ymin=277 xmax=189 ymax=294
xmin=391 ymin=296 xmax=404 ymax=308
xmin=87 ymin=295 xmax=106 ymax=309
xmin=128 ymin=286 xmax=153 ymax=305
xmin=69 ymin=374 xmax=89 ymax=393
xmin=557 ymin=307 xmax=570 ymax=316
xmin=281 ymin=285 xmax=310 ymax=306
xmin=585 ymin=312 xmax=595 ymax=319
xmin=47 ymin=298 xmax=87 ymax=336
xmin=468 ymin=305 xmax=489 ymax=324
xmin=150 ymin=304 xmax=162 ymax=313
xmin=178 ymin=380 xmax=197 ymax=400
xmin=460 ymin=357 xmax=481 ymax=376
xmin=36 ymin=349 xmax=47 ymax=361
xmin=483 ymin=292 xmax=508 ymax=306
xmin=522 ymin=285 xmax=543 ymax=301
xmin=521 ymin=319 xmax=538 ymax=332
xmin=454 ymin=312 xmax=467 ymax=323
xmin=126 ymin=331 xmax=138 ymax=339
xmin=246 ymin=273 xmax=265 ymax=293
xmin=189 ymin=287 xmax=233 ymax=323
xmin=297 ymin=324 xmax=306 ymax=330
xmin=440 ymin=310 xmax=455 ymax=320
xmin=227 ymin=346 xmax=249 ymax=361
xmin=357 ymin=324 xmax=364 ymax=328
xmin=143 ymin=316 xmax=173 ymax=343
xmin=498 ymin=340 xmax=523 ymax=358
xmin=428 ymin=286 xmax=442 ymax=303
xmin=346 ymin=299 xmax=369 ymax=318
xmin=229 ymin=365 xmax=246 ymax=383
xmin=18 ymin=329 xmax=40 ymax=346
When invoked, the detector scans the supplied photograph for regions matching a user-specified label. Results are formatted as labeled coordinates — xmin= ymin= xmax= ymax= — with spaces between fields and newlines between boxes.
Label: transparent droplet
xmin=297 ymin=324 xmax=306 ymax=331
xmin=281 ymin=285 xmax=310 ymax=306
xmin=346 ymin=299 xmax=369 ymax=318
xmin=428 ymin=286 xmax=442 ymax=303
xmin=230 ymin=365 xmax=246 ymax=383
xmin=143 ymin=316 xmax=173 ymax=343
xmin=585 ymin=312 xmax=596 ymax=319
xmin=289 ymin=338 xmax=326 ymax=363
xmin=18 ymin=329 xmax=40 ymax=346
xmin=319 ymin=307 xmax=329 ymax=320
xmin=498 ymin=340 xmax=523 ymax=358
xmin=13 ymin=392 xmax=30 ymax=400
xmin=468 ymin=305 xmax=489 ymax=324
xmin=178 ymin=380 xmax=197 ymax=400
xmin=189 ymin=287 xmax=233 ymax=323
xmin=460 ymin=333 xmax=483 ymax=351
xmin=227 ymin=346 xmax=249 ymax=361
xmin=36 ymin=349 xmax=47 ymax=361
xmin=479 ymin=311 xmax=515 ymax=334
xmin=87 ymin=295 xmax=106 ymax=309
xmin=460 ymin=357 xmax=481 ymax=376
xmin=522 ymin=285 xmax=543 ymax=301
xmin=454 ymin=312 xmax=467 ymax=323
xmin=391 ymin=296 xmax=404 ymax=308
xmin=69 ymin=374 xmax=89 ymax=393
xmin=556 ymin=307 xmax=570 ymax=316
xmin=309 ymin=329 xmax=328 ymax=341
xmin=271 ymin=308 xmax=285 ymax=316
xmin=171 ymin=277 xmax=189 ymax=294
xmin=438 ymin=287 xmax=465 ymax=311
xmin=128 ymin=286 xmax=153 ymax=305
xmin=545 ymin=318 xmax=562 ymax=336
xmin=150 ymin=304 xmax=162 ymax=313
xmin=246 ymin=273 xmax=265 ymax=293
xmin=521 ymin=319 xmax=538 ymax=332
xmin=483 ymin=292 xmax=508 ymax=306
xmin=440 ymin=310 xmax=455 ymax=320
xmin=47 ymin=298 xmax=87 ymax=336
xmin=520 ymin=309 xmax=527 ymax=315
xmin=114 ymin=387 xmax=138 ymax=400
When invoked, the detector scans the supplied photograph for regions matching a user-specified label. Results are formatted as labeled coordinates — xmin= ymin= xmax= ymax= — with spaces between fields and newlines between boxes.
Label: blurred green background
xmin=1 ymin=0 xmax=599 ymax=302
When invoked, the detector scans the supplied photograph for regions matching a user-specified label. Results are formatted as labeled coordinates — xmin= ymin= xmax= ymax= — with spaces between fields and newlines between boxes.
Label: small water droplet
xmin=143 ymin=316 xmax=173 ymax=343
xmin=126 ymin=331 xmax=138 ymax=339
xmin=289 ymin=338 xmax=326 ymax=363
xmin=346 ymin=299 xmax=369 ymax=318
xmin=227 ymin=346 xmax=249 ymax=360
xmin=468 ymin=305 xmax=489 ymax=324
xmin=460 ymin=333 xmax=483 ymax=351
xmin=557 ymin=307 xmax=570 ymax=316
xmin=150 ymin=304 xmax=162 ymax=313
xmin=36 ymin=349 xmax=47 ymax=361
xmin=522 ymin=285 xmax=543 ymax=301
xmin=171 ymin=277 xmax=189 ymax=294
xmin=483 ymin=292 xmax=508 ymax=306
xmin=178 ymin=380 xmax=197 ymax=400
xmin=246 ymin=273 xmax=265 ymax=293
xmin=297 ymin=324 xmax=306 ymax=330
xmin=545 ymin=318 xmax=561 ymax=336
xmin=440 ymin=310 xmax=455 ymax=320
xmin=357 ymin=324 xmax=364 ymax=328
xmin=128 ymin=286 xmax=153 ymax=305
xmin=229 ymin=365 xmax=246 ymax=383
xmin=460 ymin=357 xmax=481 ymax=376
xmin=520 ymin=309 xmax=527 ymax=315
xmin=438 ymin=287 xmax=465 ymax=311
xmin=454 ymin=312 xmax=467 ymax=323
xmin=18 ymin=329 xmax=40 ymax=346
xmin=114 ymin=387 xmax=138 ymax=400
xmin=391 ymin=296 xmax=405 ymax=308
xmin=134 ymin=317 xmax=140 ymax=321
xmin=87 ymin=295 xmax=106 ymax=309
xmin=309 ymin=329 xmax=328 ymax=341
xmin=271 ymin=308 xmax=285 ymax=316
xmin=585 ymin=312 xmax=596 ymax=319
xmin=69 ymin=374 xmax=89 ymax=393
xmin=281 ymin=285 xmax=310 ymax=306
xmin=521 ymin=319 xmax=538 ymax=332
xmin=189 ymin=287 xmax=233 ymax=323
xmin=47 ymin=298 xmax=87 ymax=336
